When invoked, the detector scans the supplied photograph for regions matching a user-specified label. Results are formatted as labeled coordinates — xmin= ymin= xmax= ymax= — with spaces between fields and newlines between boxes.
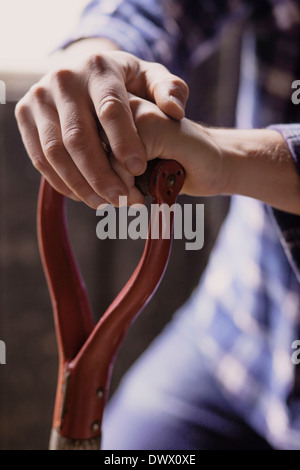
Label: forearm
xmin=210 ymin=128 xmax=300 ymax=215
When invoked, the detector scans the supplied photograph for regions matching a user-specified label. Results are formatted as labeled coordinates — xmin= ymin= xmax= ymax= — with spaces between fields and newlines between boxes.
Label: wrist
xmin=177 ymin=120 xmax=225 ymax=196
xmin=210 ymin=128 xmax=285 ymax=192
xmin=210 ymin=127 xmax=300 ymax=214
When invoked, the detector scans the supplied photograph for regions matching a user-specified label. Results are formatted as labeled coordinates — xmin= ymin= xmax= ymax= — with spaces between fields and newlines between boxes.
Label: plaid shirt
xmin=64 ymin=0 xmax=300 ymax=449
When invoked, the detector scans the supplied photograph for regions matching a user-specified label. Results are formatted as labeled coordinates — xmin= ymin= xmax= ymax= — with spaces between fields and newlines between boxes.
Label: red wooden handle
xmin=37 ymin=159 xmax=185 ymax=447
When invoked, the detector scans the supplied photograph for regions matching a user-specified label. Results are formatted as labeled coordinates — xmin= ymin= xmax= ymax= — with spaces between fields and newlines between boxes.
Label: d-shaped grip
xmin=37 ymin=159 xmax=185 ymax=449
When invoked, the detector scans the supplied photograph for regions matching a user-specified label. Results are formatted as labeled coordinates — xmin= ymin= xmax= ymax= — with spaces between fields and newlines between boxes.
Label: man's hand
xmin=128 ymin=95 xmax=225 ymax=198
xmin=129 ymin=95 xmax=300 ymax=215
xmin=15 ymin=39 xmax=189 ymax=208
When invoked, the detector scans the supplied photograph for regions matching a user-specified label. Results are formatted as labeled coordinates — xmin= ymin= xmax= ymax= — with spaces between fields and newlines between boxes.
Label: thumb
xmin=139 ymin=61 xmax=189 ymax=119
xmin=153 ymin=77 xmax=189 ymax=119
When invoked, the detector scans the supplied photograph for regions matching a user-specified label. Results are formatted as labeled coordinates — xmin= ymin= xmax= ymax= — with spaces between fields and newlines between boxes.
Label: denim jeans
xmin=101 ymin=297 xmax=273 ymax=450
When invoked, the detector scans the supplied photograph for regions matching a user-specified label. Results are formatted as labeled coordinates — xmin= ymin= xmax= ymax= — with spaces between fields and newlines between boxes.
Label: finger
xmin=50 ymin=70 xmax=128 ymax=206
xmin=128 ymin=94 xmax=168 ymax=159
xmin=15 ymin=101 xmax=81 ymax=201
xmin=86 ymin=55 xmax=147 ymax=176
xmin=109 ymin=154 xmax=145 ymax=206
xmin=30 ymin=93 xmax=108 ymax=208
xmin=126 ymin=56 xmax=189 ymax=120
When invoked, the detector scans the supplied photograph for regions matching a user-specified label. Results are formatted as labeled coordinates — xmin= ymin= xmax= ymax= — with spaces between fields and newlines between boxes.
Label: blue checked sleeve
xmin=61 ymin=0 xmax=181 ymax=71
xmin=268 ymin=124 xmax=300 ymax=281
xmin=60 ymin=0 xmax=250 ymax=75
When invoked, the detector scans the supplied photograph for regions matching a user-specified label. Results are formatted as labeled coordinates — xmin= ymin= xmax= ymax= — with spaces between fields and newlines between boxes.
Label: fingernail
xmin=125 ymin=157 xmax=144 ymax=175
xmin=169 ymin=95 xmax=185 ymax=114
xmin=107 ymin=189 xmax=124 ymax=206
xmin=88 ymin=194 xmax=105 ymax=208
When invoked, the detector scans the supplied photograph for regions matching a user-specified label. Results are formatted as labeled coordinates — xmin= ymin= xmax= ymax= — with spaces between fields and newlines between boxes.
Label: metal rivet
xmin=96 ymin=387 xmax=104 ymax=399
xmin=91 ymin=421 xmax=100 ymax=432
xmin=167 ymin=174 xmax=176 ymax=188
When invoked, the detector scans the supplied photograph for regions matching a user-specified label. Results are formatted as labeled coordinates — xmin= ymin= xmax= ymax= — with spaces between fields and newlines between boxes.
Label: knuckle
xmin=50 ymin=68 xmax=74 ymax=90
xmin=97 ymin=95 xmax=123 ymax=122
xmin=14 ymin=100 xmax=30 ymax=123
xmin=86 ymin=53 xmax=108 ymax=74
xmin=29 ymin=83 xmax=48 ymax=103
xmin=43 ymin=138 xmax=64 ymax=159
xmin=149 ymin=61 xmax=168 ymax=73
xmin=31 ymin=154 xmax=48 ymax=172
xmin=62 ymin=127 xmax=88 ymax=152
xmin=148 ymin=61 xmax=174 ymax=81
